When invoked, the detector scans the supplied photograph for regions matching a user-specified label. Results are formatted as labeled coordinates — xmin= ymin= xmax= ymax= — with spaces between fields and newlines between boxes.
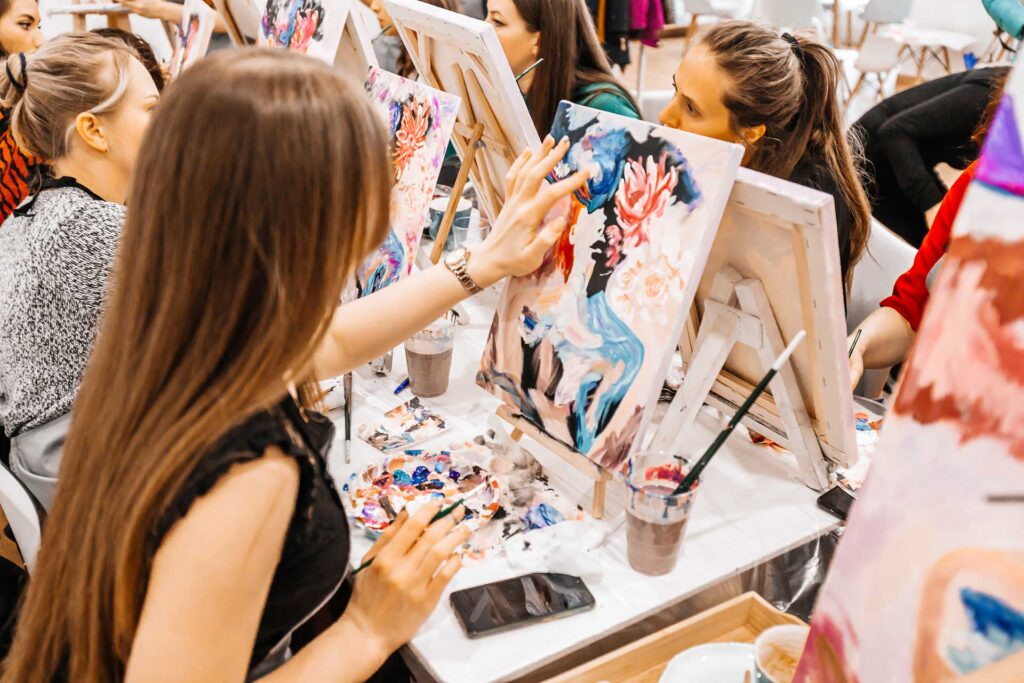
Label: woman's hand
xmin=116 ymin=0 xmax=181 ymax=21
xmin=468 ymin=136 xmax=588 ymax=287
xmin=340 ymin=502 xmax=470 ymax=657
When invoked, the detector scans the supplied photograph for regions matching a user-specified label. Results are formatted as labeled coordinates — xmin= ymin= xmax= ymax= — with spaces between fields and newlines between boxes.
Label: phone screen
xmin=817 ymin=486 xmax=856 ymax=521
xmin=450 ymin=573 xmax=595 ymax=638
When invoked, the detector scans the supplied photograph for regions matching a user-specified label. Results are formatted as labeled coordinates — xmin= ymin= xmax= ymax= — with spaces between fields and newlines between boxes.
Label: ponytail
xmin=700 ymin=21 xmax=871 ymax=284
xmin=0 ymin=33 xmax=137 ymax=160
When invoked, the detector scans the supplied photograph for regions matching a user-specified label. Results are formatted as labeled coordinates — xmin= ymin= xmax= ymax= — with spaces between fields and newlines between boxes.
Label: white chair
xmin=896 ymin=0 xmax=997 ymax=82
xmin=847 ymin=219 xmax=916 ymax=397
xmin=754 ymin=0 xmax=827 ymax=37
xmin=681 ymin=0 xmax=756 ymax=52
xmin=857 ymin=0 xmax=912 ymax=46
xmin=0 ymin=463 xmax=43 ymax=572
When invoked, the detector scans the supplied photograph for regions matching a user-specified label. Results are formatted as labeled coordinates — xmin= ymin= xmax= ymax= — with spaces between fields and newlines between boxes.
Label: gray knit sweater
xmin=0 ymin=186 xmax=124 ymax=436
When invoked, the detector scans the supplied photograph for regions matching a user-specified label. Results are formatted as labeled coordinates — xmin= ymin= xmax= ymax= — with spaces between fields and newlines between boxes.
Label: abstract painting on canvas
xmin=169 ymin=0 xmax=216 ymax=79
xmin=255 ymin=0 xmax=345 ymax=63
xmin=478 ymin=102 xmax=742 ymax=471
xmin=356 ymin=67 xmax=459 ymax=297
xmin=796 ymin=65 xmax=1024 ymax=682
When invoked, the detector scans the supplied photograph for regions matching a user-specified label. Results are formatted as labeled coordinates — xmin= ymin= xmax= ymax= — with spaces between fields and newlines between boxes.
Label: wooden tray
xmin=545 ymin=592 xmax=804 ymax=683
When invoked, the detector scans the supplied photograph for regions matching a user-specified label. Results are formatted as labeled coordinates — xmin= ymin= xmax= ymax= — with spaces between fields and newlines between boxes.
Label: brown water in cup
xmin=405 ymin=346 xmax=453 ymax=398
xmin=625 ymin=484 xmax=691 ymax=575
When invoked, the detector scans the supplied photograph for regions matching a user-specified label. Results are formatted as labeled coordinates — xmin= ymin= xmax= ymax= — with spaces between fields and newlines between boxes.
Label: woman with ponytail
xmin=659 ymin=21 xmax=871 ymax=295
xmin=0 ymin=33 xmax=160 ymax=507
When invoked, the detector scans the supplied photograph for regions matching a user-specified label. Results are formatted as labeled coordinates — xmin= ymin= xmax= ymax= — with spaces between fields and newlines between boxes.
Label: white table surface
xmin=324 ymin=287 xmax=839 ymax=683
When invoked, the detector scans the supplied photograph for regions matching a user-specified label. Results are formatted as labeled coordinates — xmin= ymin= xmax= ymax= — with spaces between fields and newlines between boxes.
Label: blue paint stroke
xmin=524 ymin=503 xmax=564 ymax=530
xmin=946 ymin=587 xmax=1024 ymax=675
xmin=357 ymin=228 xmax=404 ymax=296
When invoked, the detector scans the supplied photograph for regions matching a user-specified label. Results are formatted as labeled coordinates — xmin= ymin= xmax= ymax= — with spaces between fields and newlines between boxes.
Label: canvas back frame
xmin=681 ymin=167 xmax=858 ymax=467
xmin=385 ymin=0 xmax=540 ymax=221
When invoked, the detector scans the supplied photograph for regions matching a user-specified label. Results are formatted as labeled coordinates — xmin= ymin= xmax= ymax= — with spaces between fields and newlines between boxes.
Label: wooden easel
xmin=496 ymin=406 xmax=612 ymax=519
xmin=429 ymin=122 xmax=484 ymax=263
xmin=648 ymin=266 xmax=830 ymax=490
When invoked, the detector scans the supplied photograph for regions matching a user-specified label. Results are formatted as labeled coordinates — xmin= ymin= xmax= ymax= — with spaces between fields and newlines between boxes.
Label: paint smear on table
xmin=357 ymin=397 xmax=448 ymax=451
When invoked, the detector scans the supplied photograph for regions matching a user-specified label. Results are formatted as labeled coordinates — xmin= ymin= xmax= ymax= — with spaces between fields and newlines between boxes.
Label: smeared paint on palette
xmin=478 ymin=102 xmax=740 ymax=472
xmin=343 ymin=450 xmax=501 ymax=535
xmin=356 ymin=68 xmax=459 ymax=298
xmin=357 ymin=397 xmax=448 ymax=451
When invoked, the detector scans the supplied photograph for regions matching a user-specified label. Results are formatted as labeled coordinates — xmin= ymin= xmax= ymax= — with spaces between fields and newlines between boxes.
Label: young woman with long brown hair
xmin=0 ymin=0 xmax=43 ymax=220
xmin=0 ymin=33 xmax=160 ymax=508
xmin=487 ymin=0 xmax=640 ymax=134
xmin=2 ymin=48 xmax=585 ymax=681
xmin=659 ymin=21 xmax=871 ymax=294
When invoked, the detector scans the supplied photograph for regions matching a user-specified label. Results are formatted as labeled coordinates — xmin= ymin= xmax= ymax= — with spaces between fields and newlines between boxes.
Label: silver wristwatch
xmin=444 ymin=247 xmax=483 ymax=295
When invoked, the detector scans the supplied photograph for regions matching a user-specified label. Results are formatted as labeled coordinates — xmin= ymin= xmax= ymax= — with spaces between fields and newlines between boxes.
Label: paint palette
xmin=343 ymin=451 xmax=502 ymax=535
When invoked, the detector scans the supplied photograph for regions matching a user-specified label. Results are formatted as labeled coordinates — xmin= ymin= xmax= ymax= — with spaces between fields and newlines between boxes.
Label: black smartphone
xmin=817 ymin=486 xmax=856 ymax=521
xmin=449 ymin=572 xmax=596 ymax=638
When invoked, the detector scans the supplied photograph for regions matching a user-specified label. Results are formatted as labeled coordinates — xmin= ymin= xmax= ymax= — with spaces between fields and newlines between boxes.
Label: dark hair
xmin=700 ymin=21 xmax=871 ymax=283
xmin=395 ymin=0 xmax=462 ymax=79
xmin=91 ymin=28 xmax=165 ymax=91
xmin=972 ymin=70 xmax=1008 ymax=148
xmin=512 ymin=0 xmax=638 ymax=133
xmin=2 ymin=48 xmax=392 ymax=682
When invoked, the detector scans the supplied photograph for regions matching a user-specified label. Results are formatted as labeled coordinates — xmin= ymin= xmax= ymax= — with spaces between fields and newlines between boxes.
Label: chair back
xmin=848 ymin=219 xmax=916 ymax=396
xmin=862 ymin=0 xmax=911 ymax=26
xmin=907 ymin=0 xmax=994 ymax=39
xmin=754 ymin=0 xmax=825 ymax=32
xmin=0 ymin=463 xmax=43 ymax=572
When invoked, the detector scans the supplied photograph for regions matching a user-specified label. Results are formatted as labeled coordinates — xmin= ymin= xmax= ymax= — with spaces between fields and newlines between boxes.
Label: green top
xmin=572 ymin=82 xmax=641 ymax=120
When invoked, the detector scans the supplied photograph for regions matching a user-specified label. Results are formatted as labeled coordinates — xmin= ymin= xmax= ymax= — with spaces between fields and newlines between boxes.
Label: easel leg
xmin=431 ymin=123 xmax=484 ymax=264
xmin=591 ymin=480 xmax=606 ymax=519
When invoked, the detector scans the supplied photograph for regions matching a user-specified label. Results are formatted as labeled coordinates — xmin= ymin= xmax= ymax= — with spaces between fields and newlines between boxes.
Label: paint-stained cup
xmin=624 ymin=451 xmax=699 ymax=576
xmin=405 ymin=317 xmax=455 ymax=398
xmin=754 ymin=625 xmax=809 ymax=683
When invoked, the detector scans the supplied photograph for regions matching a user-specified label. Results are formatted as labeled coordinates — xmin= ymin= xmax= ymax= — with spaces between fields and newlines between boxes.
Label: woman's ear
xmin=74 ymin=112 xmax=109 ymax=153
xmin=740 ymin=123 xmax=766 ymax=147
xmin=530 ymin=31 xmax=540 ymax=60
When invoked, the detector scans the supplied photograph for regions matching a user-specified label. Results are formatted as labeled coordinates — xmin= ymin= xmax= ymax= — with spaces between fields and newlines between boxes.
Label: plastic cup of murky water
xmin=624 ymin=451 xmax=700 ymax=576
xmin=405 ymin=317 xmax=455 ymax=398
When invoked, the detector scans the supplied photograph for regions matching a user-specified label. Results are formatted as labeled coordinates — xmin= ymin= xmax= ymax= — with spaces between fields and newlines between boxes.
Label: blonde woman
xmin=0 ymin=33 xmax=159 ymax=507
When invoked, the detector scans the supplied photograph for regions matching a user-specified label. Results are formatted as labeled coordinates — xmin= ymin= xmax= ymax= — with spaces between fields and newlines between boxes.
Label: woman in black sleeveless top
xmin=3 ymin=50 xmax=588 ymax=681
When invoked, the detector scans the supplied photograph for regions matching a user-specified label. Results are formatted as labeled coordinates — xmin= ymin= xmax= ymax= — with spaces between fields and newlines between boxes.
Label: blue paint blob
xmin=434 ymin=461 xmax=446 ymax=474
xmin=411 ymin=466 xmax=430 ymax=485
xmin=449 ymin=470 xmax=461 ymax=482
xmin=946 ymin=587 xmax=1024 ymax=674
xmin=392 ymin=469 xmax=413 ymax=486
xmin=525 ymin=503 xmax=564 ymax=530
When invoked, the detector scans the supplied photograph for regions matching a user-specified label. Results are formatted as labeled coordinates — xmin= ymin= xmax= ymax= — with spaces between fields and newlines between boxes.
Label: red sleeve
xmin=880 ymin=162 xmax=976 ymax=331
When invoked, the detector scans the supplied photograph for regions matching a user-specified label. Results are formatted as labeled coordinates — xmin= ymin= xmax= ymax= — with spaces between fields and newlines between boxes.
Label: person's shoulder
xmin=573 ymin=82 xmax=641 ymax=119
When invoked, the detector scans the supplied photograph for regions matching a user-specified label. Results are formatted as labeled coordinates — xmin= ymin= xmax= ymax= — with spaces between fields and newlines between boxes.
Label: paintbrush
xmin=672 ymin=331 xmax=807 ymax=495
xmin=343 ymin=372 xmax=353 ymax=464
xmin=351 ymin=481 xmax=489 ymax=576
xmin=515 ymin=58 xmax=544 ymax=83
xmin=371 ymin=24 xmax=392 ymax=42
xmin=848 ymin=329 xmax=863 ymax=358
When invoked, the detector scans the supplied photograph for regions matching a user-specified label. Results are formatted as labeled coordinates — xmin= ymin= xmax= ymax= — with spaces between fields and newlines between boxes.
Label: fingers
xmin=526 ymin=216 xmax=567 ymax=262
xmin=427 ymin=553 xmax=463 ymax=602
xmin=404 ymin=507 xmax=465 ymax=568
xmin=512 ymin=136 xmax=560 ymax=196
xmin=373 ymin=501 xmax=440 ymax=565
xmin=418 ymin=522 xmax=470 ymax=574
xmin=504 ymin=147 xmax=533 ymax=197
xmin=542 ymin=169 xmax=589 ymax=204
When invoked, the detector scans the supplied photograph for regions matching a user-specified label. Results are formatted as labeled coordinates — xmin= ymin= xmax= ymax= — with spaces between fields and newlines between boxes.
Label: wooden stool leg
xmin=591 ymin=480 xmax=606 ymax=519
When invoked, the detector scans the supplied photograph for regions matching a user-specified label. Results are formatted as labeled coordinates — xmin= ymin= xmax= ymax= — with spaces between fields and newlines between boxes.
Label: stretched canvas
xmin=169 ymin=0 xmax=216 ymax=79
xmin=333 ymin=0 xmax=378 ymax=82
xmin=385 ymin=0 xmax=540 ymax=221
xmin=796 ymin=65 xmax=1024 ymax=682
xmin=254 ymin=0 xmax=345 ymax=63
xmin=355 ymin=68 xmax=459 ymax=297
xmin=478 ymin=103 xmax=742 ymax=471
